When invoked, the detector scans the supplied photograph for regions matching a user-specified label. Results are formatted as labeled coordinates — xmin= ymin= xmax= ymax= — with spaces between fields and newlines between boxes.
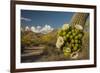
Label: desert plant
xmin=56 ymin=24 xmax=84 ymax=59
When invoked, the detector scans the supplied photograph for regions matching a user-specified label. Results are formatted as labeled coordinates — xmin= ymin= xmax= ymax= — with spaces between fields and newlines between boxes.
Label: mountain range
xmin=21 ymin=24 xmax=54 ymax=34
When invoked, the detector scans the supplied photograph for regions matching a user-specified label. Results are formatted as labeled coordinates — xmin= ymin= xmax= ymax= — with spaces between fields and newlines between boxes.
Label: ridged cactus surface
xmin=70 ymin=13 xmax=89 ymax=28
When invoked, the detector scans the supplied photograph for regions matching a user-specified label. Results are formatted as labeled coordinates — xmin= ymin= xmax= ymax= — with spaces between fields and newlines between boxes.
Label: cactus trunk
xmin=70 ymin=13 xmax=89 ymax=28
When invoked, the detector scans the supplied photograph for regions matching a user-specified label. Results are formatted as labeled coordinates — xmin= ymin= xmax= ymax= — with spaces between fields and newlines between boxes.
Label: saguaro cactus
xmin=56 ymin=13 xmax=89 ymax=59
xmin=70 ymin=13 xmax=89 ymax=28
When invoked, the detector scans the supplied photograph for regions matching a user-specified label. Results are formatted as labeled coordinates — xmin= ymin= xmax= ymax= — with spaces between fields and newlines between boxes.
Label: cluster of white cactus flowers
xmin=56 ymin=24 xmax=84 ymax=59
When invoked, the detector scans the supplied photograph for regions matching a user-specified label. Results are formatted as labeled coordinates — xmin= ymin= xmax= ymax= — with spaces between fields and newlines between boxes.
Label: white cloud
xmin=27 ymin=25 xmax=54 ymax=34
xmin=31 ymin=26 xmax=36 ymax=32
xmin=37 ymin=26 xmax=41 ymax=29
xmin=21 ymin=17 xmax=31 ymax=21
xmin=41 ymin=25 xmax=54 ymax=34
xmin=31 ymin=26 xmax=41 ymax=33
xmin=25 ymin=26 xmax=30 ymax=31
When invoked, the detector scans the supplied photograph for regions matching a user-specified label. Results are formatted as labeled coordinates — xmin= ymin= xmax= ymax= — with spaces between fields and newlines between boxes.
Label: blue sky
xmin=21 ymin=10 xmax=74 ymax=28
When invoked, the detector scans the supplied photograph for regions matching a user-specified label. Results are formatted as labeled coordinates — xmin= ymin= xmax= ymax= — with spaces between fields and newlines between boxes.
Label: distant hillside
xmin=21 ymin=29 xmax=58 ymax=48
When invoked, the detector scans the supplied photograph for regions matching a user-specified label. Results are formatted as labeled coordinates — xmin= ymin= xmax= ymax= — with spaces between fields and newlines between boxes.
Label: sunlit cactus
xmin=56 ymin=13 xmax=89 ymax=59
xmin=70 ymin=13 xmax=89 ymax=27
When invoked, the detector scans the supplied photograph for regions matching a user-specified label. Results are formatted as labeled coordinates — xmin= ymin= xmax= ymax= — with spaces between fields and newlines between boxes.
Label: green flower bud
xmin=63 ymin=47 xmax=71 ymax=53
xmin=62 ymin=31 xmax=66 ymax=36
xmin=75 ymin=40 xmax=78 ymax=43
xmin=72 ymin=43 xmax=74 ymax=47
xmin=75 ymin=44 xmax=79 ymax=47
xmin=71 ymin=39 xmax=74 ymax=43
xmin=66 ymin=34 xmax=69 ymax=38
xmin=78 ymin=34 xmax=83 ymax=38
xmin=73 ymin=46 xmax=78 ymax=51
xmin=70 ymin=35 xmax=73 ymax=39
xmin=68 ymin=31 xmax=72 ymax=35
xmin=72 ymin=29 xmax=75 ymax=33
xmin=75 ymin=36 xmax=78 ymax=40
xmin=72 ymin=32 xmax=76 ymax=37
xmin=64 ymin=52 xmax=70 ymax=57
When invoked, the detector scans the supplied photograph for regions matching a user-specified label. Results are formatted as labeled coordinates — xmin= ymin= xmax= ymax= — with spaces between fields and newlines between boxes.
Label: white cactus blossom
xmin=56 ymin=36 xmax=64 ymax=48
xmin=70 ymin=51 xmax=79 ymax=59
xmin=75 ymin=24 xmax=83 ymax=30
xmin=62 ymin=24 xmax=69 ymax=30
